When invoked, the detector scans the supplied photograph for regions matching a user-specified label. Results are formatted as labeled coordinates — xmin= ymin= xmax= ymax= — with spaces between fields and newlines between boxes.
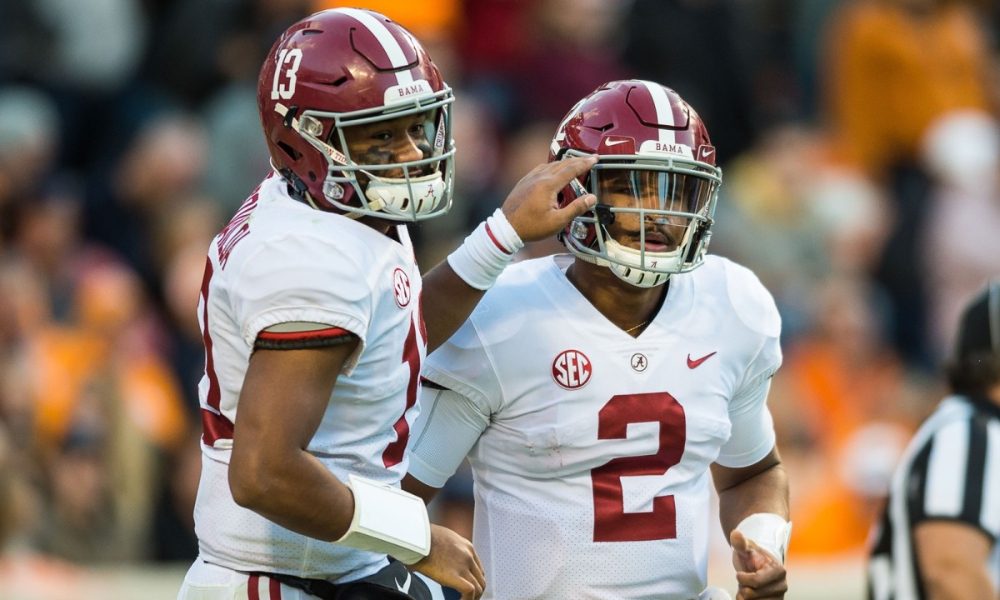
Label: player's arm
xmin=229 ymin=341 xmax=358 ymax=540
xmin=230 ymin=341 xmax=485 ymax=598
xmin=712 ymin=450 xmax=790 ymax=600
xmin=914 ymin=521 xmax=996 ymax=599
xmin=402 ymin=474 xmax=440 ymax=505
xmin=402 ymin=383 xmax=490 ymax=503
xmin=712 ymin=449 xmax=790 ymax=540
xmin=712 ymin=359 xmax=790 ymax=599
xmin=712 ymin=370 xmax=790 ymax=546
xmin=421 ymin=155 xmax=596 ymax=351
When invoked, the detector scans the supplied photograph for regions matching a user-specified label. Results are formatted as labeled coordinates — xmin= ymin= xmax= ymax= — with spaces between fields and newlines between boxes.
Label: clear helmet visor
xmin=296 ymin=88 xmax=456 ymax=221
xmin=565 ymin=157 xmax=721 ymax=286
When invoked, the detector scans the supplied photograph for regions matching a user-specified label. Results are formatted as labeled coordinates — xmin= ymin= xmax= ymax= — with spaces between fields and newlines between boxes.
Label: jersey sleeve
xmin=229 ymin=234 xmax=371 ymax=368
xmin=717 ymin=259 xmax=783 ymax=468
xmin=716 ymin=369 xmax=777 ymax=468
xmin=408 ymin=386 xmax=490 ymax=488
xmin=421 ymin=317 xmax=503 ymax=413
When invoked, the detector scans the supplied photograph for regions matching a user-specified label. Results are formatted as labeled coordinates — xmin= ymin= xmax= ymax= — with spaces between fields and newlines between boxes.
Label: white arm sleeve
xmin=408 ymin=386 xmax=490 ymax=488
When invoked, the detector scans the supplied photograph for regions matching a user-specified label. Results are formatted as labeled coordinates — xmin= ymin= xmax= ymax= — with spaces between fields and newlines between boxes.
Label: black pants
xmin=256 ymin=560 xmax=433 ymax=600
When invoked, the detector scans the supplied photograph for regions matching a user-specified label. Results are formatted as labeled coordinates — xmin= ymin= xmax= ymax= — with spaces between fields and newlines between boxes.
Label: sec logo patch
xmin=552 ymin=349 xmax=592 ymax=390
xmin=392 ymin=268 xmax=411 ymax=307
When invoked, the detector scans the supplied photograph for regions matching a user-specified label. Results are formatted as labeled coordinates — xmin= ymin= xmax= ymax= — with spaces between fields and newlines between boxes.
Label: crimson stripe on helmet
xmin=640 ymin=80 xmax=676 ymax=145
xmin=335 ymin=8 xmax=414 ymax=85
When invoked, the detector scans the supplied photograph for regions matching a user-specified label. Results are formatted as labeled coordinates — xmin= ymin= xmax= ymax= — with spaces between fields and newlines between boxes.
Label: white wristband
xmin=447 ymin=209 xmax=524 ymax=290
xmin=335 ymin=474 xmax=431 ymax=565
xmin=734 ymin=513 xmax=792 ymax=565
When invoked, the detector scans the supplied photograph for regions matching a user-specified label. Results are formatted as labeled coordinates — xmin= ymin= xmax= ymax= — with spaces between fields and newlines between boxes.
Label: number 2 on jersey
xmin=592 ymin=392 xmax=686 ymax=542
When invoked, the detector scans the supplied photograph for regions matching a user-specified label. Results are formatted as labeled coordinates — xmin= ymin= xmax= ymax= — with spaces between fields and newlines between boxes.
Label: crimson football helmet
xmin=551 ymin=80 xmax=722 ymax=287
xmin=257 ymin=8 xmax=455 ymax=220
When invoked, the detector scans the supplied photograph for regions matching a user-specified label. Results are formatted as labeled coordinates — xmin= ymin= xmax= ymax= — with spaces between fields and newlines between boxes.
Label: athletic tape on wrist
xmin=447 ymin=209 xmax=524 ymax=290
xmin=335 ymin=474 xmax=431 ymax=565
xmin=734 ymin=512 xmax=792 ymax=565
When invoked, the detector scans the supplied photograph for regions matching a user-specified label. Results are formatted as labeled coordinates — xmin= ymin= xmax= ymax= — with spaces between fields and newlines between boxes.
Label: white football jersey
xmin=193 ymin=173 xmax=427 ymax=581
xmin=409 ymin=254 xmax=781 ymax=599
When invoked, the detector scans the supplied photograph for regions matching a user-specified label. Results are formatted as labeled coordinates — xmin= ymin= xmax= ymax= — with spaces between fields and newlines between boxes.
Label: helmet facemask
xmin=275 ymin=87 xmax=456 ymax=221
xmin=562 ymin=149 xmax=721 ymax=287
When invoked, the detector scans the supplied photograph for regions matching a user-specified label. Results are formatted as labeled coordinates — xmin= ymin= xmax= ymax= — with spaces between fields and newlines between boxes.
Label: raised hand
xmin=500 ymin=155 xmax=597 ymax=242
xmin=730 ymin=529 xmax=788 ymax=600
xmin=409 ymin=524 xmax=485 ymax=600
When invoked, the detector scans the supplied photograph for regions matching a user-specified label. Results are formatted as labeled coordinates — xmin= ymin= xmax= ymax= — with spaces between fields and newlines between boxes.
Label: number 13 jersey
xmin=409 ymin=254 xmax=782 ymax=599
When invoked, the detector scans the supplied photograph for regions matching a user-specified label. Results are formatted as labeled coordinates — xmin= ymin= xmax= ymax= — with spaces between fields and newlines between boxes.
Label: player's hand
xmin=410 ymin=524 xmax=485 ymax=600
xmin=500 ymin=155 xmax=597 ymax=242
xmin=730 ymin=529 xmax=787 ymax=600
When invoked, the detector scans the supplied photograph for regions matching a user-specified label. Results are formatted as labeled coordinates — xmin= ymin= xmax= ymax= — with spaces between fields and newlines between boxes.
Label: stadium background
xmin=0 ymin=0 xmax=998 ymax=597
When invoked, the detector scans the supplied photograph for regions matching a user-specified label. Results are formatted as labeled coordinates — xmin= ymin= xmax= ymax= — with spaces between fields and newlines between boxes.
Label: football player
xmin=177 ymin=9 xmax=596 ymax=600
xmin=403 ymin=80 xmax=791 ymax=599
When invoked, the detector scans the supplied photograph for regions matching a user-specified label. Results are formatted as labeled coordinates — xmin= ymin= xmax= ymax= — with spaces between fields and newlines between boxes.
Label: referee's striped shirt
xmin=868 ymin=394 xmax=1000 ymax=599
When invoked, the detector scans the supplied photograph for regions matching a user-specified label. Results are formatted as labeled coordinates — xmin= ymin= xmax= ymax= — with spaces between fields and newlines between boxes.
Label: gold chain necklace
xmin=624 ymin=320 xmax=649 ymax=334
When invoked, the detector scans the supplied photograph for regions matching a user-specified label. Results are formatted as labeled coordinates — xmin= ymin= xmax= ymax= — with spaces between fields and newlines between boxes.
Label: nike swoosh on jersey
xmin=686 ymin=351 xmax=717 ymax=369
xmin=395 ymin=571 xmax=412 ymax=593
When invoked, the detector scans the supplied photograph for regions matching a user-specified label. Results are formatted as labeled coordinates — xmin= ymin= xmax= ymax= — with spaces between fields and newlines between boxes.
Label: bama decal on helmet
xmin=638 ymin=140 xmax=694 ymax=159
xmin=384 ymin=80 xmax=434 ymax=105
xmin=552 ymin=349 xmax=592 ymax=390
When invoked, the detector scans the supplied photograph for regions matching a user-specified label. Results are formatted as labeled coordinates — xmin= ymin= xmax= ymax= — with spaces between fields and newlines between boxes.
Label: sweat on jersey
xmin=192 ymin=173 xmax=427 ymax=581
xmin=408 ymin=254 xmax=782 ymax=600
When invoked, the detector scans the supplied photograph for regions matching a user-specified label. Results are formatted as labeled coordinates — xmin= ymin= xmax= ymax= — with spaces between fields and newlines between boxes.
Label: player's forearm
xmin=230 ymin=448 xmax=355 ymax=541
xmin=421 ymin=261 xmax=486 ymax=352
xmin=925 ymin=567 xmax=996 ymax=600
xmin=402 ymin=473 xmax=441 ymax=504
xmin=716 ymin=461 xmax=789 ymax=538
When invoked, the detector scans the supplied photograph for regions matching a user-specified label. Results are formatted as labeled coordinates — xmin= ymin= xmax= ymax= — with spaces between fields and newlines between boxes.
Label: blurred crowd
xmin=0 ymin=0 xmax=999 ymax=587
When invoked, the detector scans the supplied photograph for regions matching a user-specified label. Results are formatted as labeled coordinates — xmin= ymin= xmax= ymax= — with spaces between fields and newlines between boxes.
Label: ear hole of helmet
xmin=278 ymin=142 xmax=302 ymax=161
xmin=328 ymin=75 xmax=350 ymax=87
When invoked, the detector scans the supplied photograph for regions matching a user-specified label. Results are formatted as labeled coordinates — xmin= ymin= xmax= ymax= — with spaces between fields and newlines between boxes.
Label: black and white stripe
xmin=868 ymin=395 xmax=1000 ymax=599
